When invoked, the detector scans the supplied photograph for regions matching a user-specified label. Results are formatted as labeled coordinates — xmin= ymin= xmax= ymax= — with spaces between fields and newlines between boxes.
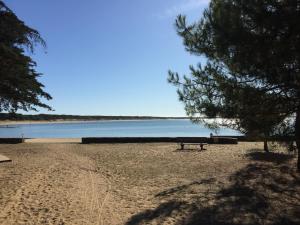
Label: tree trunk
xmin=295 ymin=110 xmax=300 ymax=172
xmin=264 ymin=139 xmax=269 ymax=153
xmin=263 ymin=133 xmax=269 ymax=153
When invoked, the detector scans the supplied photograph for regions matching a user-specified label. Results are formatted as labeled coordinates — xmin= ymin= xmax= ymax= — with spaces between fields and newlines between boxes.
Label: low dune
xmin=0 ymin=142 xmax=299 ymax=225
xmin=0 ymin=120 xmax=97 ymax=126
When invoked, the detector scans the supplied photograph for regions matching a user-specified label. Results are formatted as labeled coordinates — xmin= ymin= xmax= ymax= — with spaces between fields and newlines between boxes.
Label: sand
xmin=25 ymin=138 xmax=81 ymax=143
xmin=0 ymin=120 xmax=99 ymax=126
xmin=0 ymin=142 xmax=299 ymax=225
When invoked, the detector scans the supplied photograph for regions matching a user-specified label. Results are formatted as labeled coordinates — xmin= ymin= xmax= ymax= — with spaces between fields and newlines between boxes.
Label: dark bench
xmin=180 ymin=142 xmax=208 ymax=150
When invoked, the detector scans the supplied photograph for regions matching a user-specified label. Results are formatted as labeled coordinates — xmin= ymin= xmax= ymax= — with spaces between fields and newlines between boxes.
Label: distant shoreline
xmin=0 ymin=118 xmax=188 ymax=126
xmin=0 ymin=113 xmax=190 ymax=126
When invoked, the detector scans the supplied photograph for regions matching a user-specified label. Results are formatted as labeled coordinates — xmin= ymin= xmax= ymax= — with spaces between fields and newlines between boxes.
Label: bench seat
xmin=180 ymin=142 xmax=208 ymax=150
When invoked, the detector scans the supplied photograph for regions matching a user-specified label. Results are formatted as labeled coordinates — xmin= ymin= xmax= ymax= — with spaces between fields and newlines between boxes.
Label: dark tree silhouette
xmin=168 ymin=0 xmax=300 ymax=169
xmin=0 ymin=1 xmax=52 ymax=112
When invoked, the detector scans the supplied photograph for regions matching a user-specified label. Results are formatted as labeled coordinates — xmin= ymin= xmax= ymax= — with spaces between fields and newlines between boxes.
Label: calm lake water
xmin=0 ymin=119 xmax=240 ymax=138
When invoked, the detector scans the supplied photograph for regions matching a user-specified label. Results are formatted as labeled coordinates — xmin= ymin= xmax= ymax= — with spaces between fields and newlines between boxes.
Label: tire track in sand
xmin=0 ymin=144 xmax=116 ymax=225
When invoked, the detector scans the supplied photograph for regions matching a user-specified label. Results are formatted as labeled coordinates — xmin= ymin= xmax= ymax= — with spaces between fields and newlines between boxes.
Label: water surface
xmin=0 ymin=119 xmax=240 ymax=138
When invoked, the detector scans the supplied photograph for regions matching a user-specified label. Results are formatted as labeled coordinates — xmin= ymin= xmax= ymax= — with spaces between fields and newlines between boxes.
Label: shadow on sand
xmin=126 ymin=149 xmax=300 ymax=225
xmin=246 ymin=150 xmax=295 ymax=164
xmin=173 ymin=148 xmax=207 ymax=152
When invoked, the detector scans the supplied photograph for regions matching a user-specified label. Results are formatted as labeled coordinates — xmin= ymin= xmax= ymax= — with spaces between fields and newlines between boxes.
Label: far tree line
xmin=0 ymin=113 xmax=184 ymax=121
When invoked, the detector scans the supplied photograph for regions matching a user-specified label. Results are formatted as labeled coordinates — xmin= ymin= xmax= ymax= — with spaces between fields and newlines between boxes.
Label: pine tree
xmin=168 ymin=0 xmax=300 ymax=170
xmin=0 ymin=1 xmax=52 ymax=112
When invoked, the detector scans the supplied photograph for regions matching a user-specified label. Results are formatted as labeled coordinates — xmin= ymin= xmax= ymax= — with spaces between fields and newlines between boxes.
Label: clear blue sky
xmin=7 ymin=0 xmax=209 ymax=116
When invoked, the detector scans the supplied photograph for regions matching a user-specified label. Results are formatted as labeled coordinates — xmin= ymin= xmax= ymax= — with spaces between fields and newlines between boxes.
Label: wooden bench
xmin=180 ymin=142 xmax=208 ymax=150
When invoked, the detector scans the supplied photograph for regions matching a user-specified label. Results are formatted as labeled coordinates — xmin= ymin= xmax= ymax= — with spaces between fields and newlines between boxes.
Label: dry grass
xmin=0 ymin=142 xmax=299 ymax=225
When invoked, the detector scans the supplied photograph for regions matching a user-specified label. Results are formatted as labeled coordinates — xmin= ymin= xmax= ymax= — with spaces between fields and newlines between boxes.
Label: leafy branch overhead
xmin=168 ymin=0 xmax=300 ymax=165
xmin=0 ymin=1 xmax=52 ymax=112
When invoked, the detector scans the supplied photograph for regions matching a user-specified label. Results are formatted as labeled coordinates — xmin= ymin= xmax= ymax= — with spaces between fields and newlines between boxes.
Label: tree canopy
xmin=168 ymin=0 xmax=300 ymax=168
xmin=0 ymin=1 xmax=52 ymax=112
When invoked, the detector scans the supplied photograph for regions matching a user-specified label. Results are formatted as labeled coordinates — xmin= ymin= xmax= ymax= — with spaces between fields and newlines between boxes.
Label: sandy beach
xmin=0 ymin=119 xmax=183 ymax=126
xmin=0 ymin=120 xmax=102 ymax=126
xmin=0 ymin=142 xmax=299 ymax=225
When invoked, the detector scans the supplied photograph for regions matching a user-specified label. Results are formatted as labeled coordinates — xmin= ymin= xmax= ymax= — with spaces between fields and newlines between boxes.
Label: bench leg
xmin=181 ymin=143 xmax=184 ymax=150
xmin=200 ymin=144 xmax=203 ymax=150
